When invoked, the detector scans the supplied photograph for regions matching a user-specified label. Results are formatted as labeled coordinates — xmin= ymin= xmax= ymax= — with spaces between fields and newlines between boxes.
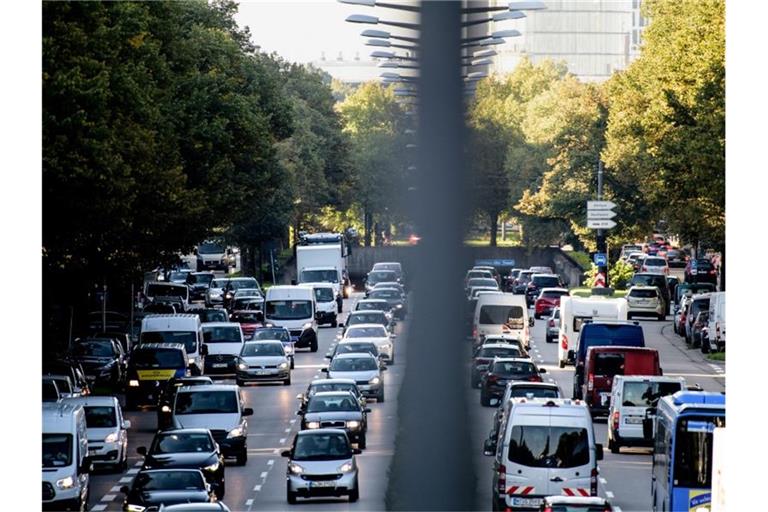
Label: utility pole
xmin=596 ymin=160 xmax=609 ymax=285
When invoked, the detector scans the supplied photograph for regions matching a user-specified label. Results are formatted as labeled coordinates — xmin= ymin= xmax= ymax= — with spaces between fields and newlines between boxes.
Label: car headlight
xmin=225 ymin=293 xmax=233 ymax=299
xmin=210 ymin=291 xmax=222 ymax=298
xmin=306 ymin=421 xmax=321 ymax=429
xmin=237 ymin=362 xmax=248 ymax=371
xmin=396 ymin=304 xmax=403 ymax=309
xmin=288 ymin=462 xmax=304 ymax=475
xmin=346 ymin=420 xmax=360 ymax=429
xmin=283 ymin=344 xmax=294 ymax=355
xmin=338 ymin=462 xmax=354 ymax=473
xmin=55 ymin=476 xmax=74 ymax=489
xmin=302 ymin=322 xmax=313 ymax=330
xmin=278 ymin=362 xmax=289 ymax=370
xmin=126 ymin=505 xmax=146 ymax=512
xmin=104 ymin=432 xmax=119 ymax=443
xmin=369 ymin=377 xmax=381 ymax=385
xmin=227 ymin=426 xmax=245 ymax=438
xmin=161 ymin=405 xmax=171 ymax=413
xmin=128 ymin=379 xmax=139 ymax=387
xmin=188 ymin=357 xmax=197 ymax=365
xmin=203 ymin=461 xmax=220 ymax=472
xmin=380 ymin=343 xmax=391 ymax=350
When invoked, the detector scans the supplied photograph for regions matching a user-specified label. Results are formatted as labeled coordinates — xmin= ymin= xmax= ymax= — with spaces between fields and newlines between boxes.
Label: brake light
xmin=709 ymin=269 xmax=716 ymax=275
xmin=587 ymin=373 xmax=594 ymax=391
xmin=487 ymin=374 xmax=498 ymax=383
xmin=561 ymin=335 xmax=568 ymax=350
xmin=528 ymin=375 xmax=542 ymax=382
xmin=591 ymin=467 xmax=598 ymax=496
xmin=472 ymin=328 xmax=477 ymax=339
xmin=548 ymin=319 xmax=555 ymax=327
xmin=543 ymin=508 xmax=553 ymax=512
xmin=612 ymin=410 xmax=620 ymax=431
xmin=496 ymin=464 xmax=506 ymax=494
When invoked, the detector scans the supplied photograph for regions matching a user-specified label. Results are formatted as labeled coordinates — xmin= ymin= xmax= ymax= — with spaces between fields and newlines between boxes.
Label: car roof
xmin=478 ymin=344 xmax=522 ymax=350
xmin=629 ymin=285 xmax=659 ymax=290
xmin=349 ymin=310 xmax=386 ymax=316
xmin=134 ymin=343 xmax=186 ymax=352
xmin=311 ymin=378 xmax=357 ymax=386
xmin=507 ymin=381 xmax=559 ymax=389
xmin=177 ymin=384 xmax=239 ymax=392
xmin=333 ymin=352 xmax=376 ymax=360
xmin=492 ymin=357 xmax=535 ymax=363
xmin=358 ymin=299 xmax=388 ymax=304
xmin=545 ymin=496 xmax=608 ymax=505
xmin=202 ymin=322 xmax=241 ymax=328
xmin=244 ymin=339 xmax=283 ymax=345
xmin=346 ymin=323 xmax=387 ymax=329
xmin=311 ymin=391 xmax=356 ymax=398
xmin=155 ymin=428 xmax=212 ymax=436
xmin=65 ymin=396 xmax=119 ymax=407
xmin=297 ymin=428 xmax=349 ymax=436
xmin=540 ymin=287 xmax=569 ymax=293
xmin=532 ymin=273 xmax=559 ymax=278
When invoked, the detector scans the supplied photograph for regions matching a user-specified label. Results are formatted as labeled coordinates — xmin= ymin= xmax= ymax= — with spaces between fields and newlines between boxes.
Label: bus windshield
xmin=673 ymin=415 xmax=726 ymax=488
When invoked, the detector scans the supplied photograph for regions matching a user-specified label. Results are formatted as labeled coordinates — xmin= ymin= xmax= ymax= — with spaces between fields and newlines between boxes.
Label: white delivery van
xmin=486 ymin=398 xmax=603 ymax=511
xmin=140 ymin=314 xmax=206 ymax=375
xmin=296 ymin=243 xmax=345 ymax=302
xmin=558 ymin=296 xmax=628 ymax=368
xmin=265 ymin=285 xmax=318 ymax=352
xmin=42 ymin=401 xmax=92 ymax=511
xmin=707 ymin=291 xmax=725 ymax=353
xmin=302 ymin=283 xmax=339 ymax=327
xmin=474 ymin=293 xmax=530 ymax=349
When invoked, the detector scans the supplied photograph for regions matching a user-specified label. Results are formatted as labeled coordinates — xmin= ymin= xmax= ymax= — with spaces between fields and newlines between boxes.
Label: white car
xmin=342 ymin=324 xmax=396 ymax=364
xmin=65 ymin=395 xmax=131 ymax=471
xmin=626 ymin=285 xmax=666 ymax=320
xmin=202 ymin=322 xmax=245 ymax=376
xmin=639 ymin=256 xmax=669 ymax=275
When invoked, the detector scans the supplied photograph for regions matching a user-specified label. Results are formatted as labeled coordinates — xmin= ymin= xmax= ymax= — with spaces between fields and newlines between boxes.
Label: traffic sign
xmin=587 ymin=210 xmax=617 ymax=220
xmin=593 ymin=253 xmax=607 ymax=266
xmin=587 ymin=219 xmax=617 ymax=229
xmin=587 ymin=200 xmax=616 ymax=210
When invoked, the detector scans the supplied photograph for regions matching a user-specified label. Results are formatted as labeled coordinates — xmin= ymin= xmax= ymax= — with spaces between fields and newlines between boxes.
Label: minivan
xmin=265 ymin=286 xmax=318 ymax=352
xmin=485 ymin=399 xmax=603 ymax=511
xmin=126 ymin=343 xmax=189 ymax=409
xmin=42 ymin=402 xmax=92 ymax=511
xmin=473 ymin=293 xmax=530 ymax=350
xmin=65 ymin=395 xmax=131 ymax=472
xmin=582 ymin=347 xmax=662 ymax=416
xmin=606 ymin=375 xmax=685 ymax=453
xmin=140 ymin=314 xmax=206 ymax=375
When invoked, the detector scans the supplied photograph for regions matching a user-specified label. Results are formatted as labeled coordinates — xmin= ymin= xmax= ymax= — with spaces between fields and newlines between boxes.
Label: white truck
xmin=557 ymin=295 xmax=629 ymax=368
xmin=296 ymin=238 xmax=349 ymax=310
xmin=706 ymin=291 xmax=725 ymax=353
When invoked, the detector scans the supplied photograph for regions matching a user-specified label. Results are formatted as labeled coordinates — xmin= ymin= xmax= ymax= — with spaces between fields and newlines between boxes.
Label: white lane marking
xmin=599 ymin=477 xmax=607 ymax=485
xmin=279 ymin=438 xmax=286 ymax=444
xmin=606 ymin=491 xmax=615 ymax=499
xmin=267 ymin=459 xmax=274 ymax=465
xmin=284 ymin=428 xmax=291 ymax=433
xmin=273 ymin=448 xmax=280 ymax=454
xmin=92 ymin=506 xmax=107 ymax=511
xmin=260 ymin=471 xmax=268 ymax=479
xmin=110 ymin=486 xmax=121 ymax=493
xmin=245 ymin=499 xmax=254 ymax=506
xmin=134 ymin=460 xmax=143 ymax=466
xmin=289 ymin=419 xmax=296 ymax=424
xmin=614 ymin=507 xmax=622 ymax=512
xmin=119 ymin=476 xmax=133 ymax=483
xmin=101 ymin=494 xmax=116 ymax=502
xmin=126 ymin=468 xmax=139 ymax=474
xmin=254 ymin=484 xmax=262 ymax=491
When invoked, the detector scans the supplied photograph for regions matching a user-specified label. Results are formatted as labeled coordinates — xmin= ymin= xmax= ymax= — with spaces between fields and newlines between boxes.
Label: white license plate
xmin=255 ymin=369 xmax=273 ymax=375
xmin=212 ymin=363 xmax=227 ymax=368
xmin=511 ymin=497 xmax=542 ymax=507
xmin=600 ymin=392 xmax=610 ymax=406
xmin=624 ymin=416 xmax=643 ymax=424
xmin=310 ymin=481 xmax=335 ymax=488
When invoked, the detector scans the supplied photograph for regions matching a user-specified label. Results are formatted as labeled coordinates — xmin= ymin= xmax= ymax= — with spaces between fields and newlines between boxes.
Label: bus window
xmin=673 ymin=416 xmax=726 ymax=488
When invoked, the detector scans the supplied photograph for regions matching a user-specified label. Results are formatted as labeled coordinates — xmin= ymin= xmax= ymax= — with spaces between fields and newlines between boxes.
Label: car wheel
xmin=287 ymin=484 xmax=297 ymax=505
xmin=480 ymin=390 xmax=490 ymax=407
xmin=284 ymin=376 xmax=292 ymax=386
xmin=534 ymin=313 xmax=540 ymax=320
xmin=217 ymin=479 xmax=226 ymax=499
xmin=559 ymin=360 xmax=565 ymax=369
xmin=236 ymin=379 xmax=245 ymax=387
xmin=331 ymin=318 xmax=338 ymax=328
xmin=609 ymin=438 xmax=620 ymax=454
xmin=290 ymin=358 xmax=295 ymax=370
xmin=236 ymin=450 xmax=247 ymax=466
xmin=378 ymin=389 xmax=385 ymax=402
xmin=359 ymin=433 xmax=367 ymax=450
xmin=118 ymin=449 xmax=129 ymax=472
xmin=310 ymin=340 xmax=318 ymax=353
xmin=701 ymin=340 xmax=709 ymax=354
xmin=349 ymin=480 xmax=359 ymax=502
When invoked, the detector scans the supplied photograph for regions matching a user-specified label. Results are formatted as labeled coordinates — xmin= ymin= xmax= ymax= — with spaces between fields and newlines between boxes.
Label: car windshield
xmin=84 ymin=406 xmax=117 ymax=428
xmin=211 ymin=279 xmax=228 ymax=289
xmin=369 ymin=289 xmax=401 ymax=299
xmin=227 ymin=279 xmax=258 ymax=291
xmin=492 ymin=361 xmax=536 ymax=376
xmin=311 ymin=383 xmax=356 ymax=395
xmin=169 ymin=272 xmax=188 ymax=281
xmin=203 ymin=326 xmax=241 ymax=343
xmin=479 ymin=305 xmax=524 ymax=327
xmin=307 ymin=395 xmax=359 ymax=413
xmin=593 ymin=353 xmax=625 ymax=376
xmin=197 ymin=310 xmax=228 ymax=323
xmin=314 ymin=287 xmax=335 ymax=302
xmin=189 ymin=274 xmax=214 ymax=285
xmin=478 ymin=347 xmax=521 ymax=358
xmin=152 ymin=433 xmax=214 ymax=454
xmin=518 ymin=272 xmax=533 ymax=282
xmin=509 ymin=387 xmax=560 ymax=399
xmin=174 ymin=391 xmax=239 ymax=415
xmin=301 ymin=269 xmax=339 ymax=283
xmin=252 ymin=328 xmax=290 ymax=342
xmin=337 ymin=343 xmax=378 ymax=356
xmin=73 ymin=341 xmax=115 ymax=357
xmin=348 ymin=313 xmax=385 ymax=325
xmin=673 ymin=415 xmax=726 ymax=488
xmin=468 ymin=278 xmax=498 ymax=289
xmin=629 ymin=289 xmax=658 ymax=298
xmin=241 ymin=343 xmax=284 ymax=357
xmin=346 ymin=326 xmax=387 ymax=338
xmin=694 ymin=259 xmax=713 ymax=269
xmin=690 ymin=299 xmax=710 ymax=316
xmin=145 ymin=283 xmax=187 ymax=298
xmin=132 ymin=348 xmax=185 ymax=368
xmin=293 ymin=433 xmax=352 ymax=461
xmin=42 ymin=434 xmax=72 ymax=468
xmin=508 ymin=426 xmax=590 ymax=468
xmin=235 ymin=288 xmax=260 ymax=298
xmin=533 ymin=276 xmax=560 ymax=287
xmin=368 ymin=271 xmax=396 ymax=284
xmin=467 ymin=271 xmax=491 ymax=280
xmin=645 ymin=258 xmax=666 ymax=266
xmin=631 ymin=275 xmax=666 ymax=288
xmin=622 ymin=381 xmax=683 ymax=407
xmin=374 ymin=263 xmax=401 ymax=273
xmin=141 ymin=331 xmax=197 ymax=354
xmin=198 ymin=243 xmax=224 ymax=255
xmin=266 ymin=300 xmax=312 ymax=320
xmin=330 ymin=357 xmax=378 ymax=372
xmin=357 ymin=301 xmax=388 ymax=311
xmin=134 ymin=470 xmax=205 ymax=491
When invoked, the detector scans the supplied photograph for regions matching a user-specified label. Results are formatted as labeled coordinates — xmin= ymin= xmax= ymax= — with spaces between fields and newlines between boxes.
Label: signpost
xmin=588 ymin=162 xmax=615 ymax=285
xmin=587 ymin=219 xmax=617 ymax=229
xmin=593 ymin=253 xmax=607 ymax=266
xmin=587 ymin=210 xmax=617 ymax=220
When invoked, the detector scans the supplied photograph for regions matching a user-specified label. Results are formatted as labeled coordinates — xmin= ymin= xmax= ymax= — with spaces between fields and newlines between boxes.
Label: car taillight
xmin=709 ymin=269 xmax=716 ymax=275
xmin=472 ymin=328 xmax=477 ymax=339
xmin=487 ymin=374 xmax=498 ymax=383
xmin=543 ymin=508 xmax=554 ymax=512
xmin=548 ymin=319 xmax=555 ymax=327
xmin=528 ymin=375 xmax=542 ymax=382
xmin=561 ymin=335 xmax=568 ymax=350
xmin=587 ymin=373 xmax=594 ymax=391
xmin=496 ymin=464 xmax=506 ymax=494
xmin=612 ymin=410 xmax=620 ymax=431
xmin=591 ymin=467 xmax=599 ymax=496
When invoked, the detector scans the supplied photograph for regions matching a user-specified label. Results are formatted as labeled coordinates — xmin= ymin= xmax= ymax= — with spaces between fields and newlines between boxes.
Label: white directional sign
xmin=587 ymin=210 xmax=617 ymax=220
xmin=587 ymin=200 xmax=616 ymax=210
xmin=587 ymin=219 xmax=617 ymax=229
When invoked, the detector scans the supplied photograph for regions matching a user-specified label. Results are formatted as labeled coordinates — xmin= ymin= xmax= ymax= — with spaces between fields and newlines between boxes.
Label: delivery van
xmin=558 ymin=296 xmax=628 ymax=368
xmin=473 ymin=293 xmax=530 ymax=349
xmin=140 ymin=314 xmax=205 ymax=375
xmin=265 ymin=285 xmax=318 ymax=352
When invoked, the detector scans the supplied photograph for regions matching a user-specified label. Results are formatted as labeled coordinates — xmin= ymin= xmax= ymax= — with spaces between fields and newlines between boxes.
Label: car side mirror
xmin=137 ymin=446 xmax=147 ymax=456
xmin=321 ymin=368 xmax=329 ymax=373
xmin=325 ymin=354 xmax=333 ymax=359
xmin=120 ymin=485 xmax=130 ymax=494
xmin=483 ymin=439 xmax=496 ymax=456
xmin=380 ymin=366 xmax=388 ymax=371
xmin=123 ymin=420 xmax=131 ymax=429
xmin=338 ymin=322 xmax=345 ymax=328
xmin=539 ymin=368 xmax=547 ymax=374
xmin=529 ymin=317 xmax=535 ymax=327
xmin=353 ymin=448 xmax=362 ymax=455
xmin=296 ymin=393 xmax=304 ymax=401
xmin=595 ymin=443 xmax=604 ymax=461
xmin=281 ymin=449 xmax=292 ymax=458
xmin=200 ymin=344 xmax=209 ymax=356
xmin=243 ymin=407 xmax=254 ymax=416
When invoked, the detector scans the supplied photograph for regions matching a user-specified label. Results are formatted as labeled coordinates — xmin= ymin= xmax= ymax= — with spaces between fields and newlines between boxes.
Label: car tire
xmin=534 ymin=313 xmax=540 ymax=320
xmin=118 ymin=449 xmax=128 ymax=472
xmin=331 ymin=318 xmax=338 ymax=328
xmin=349 ymin=480 xmax=359 ymax=502
xmin=559 ymin=360 xmax=565 ymax=369
xmin=236 ymin=450 xmax=247 ymax=466
xmin=290 ymin=358 xmax=295 ymax=370
xmin=310 ymin=339 xmax=318 ymax=353
xmin=701 ymin=340 xmax=709 ymax=354
xmin=284 ymin=376 xmax=292 ymax=386
xmin=217 ymin=480 xmax=226 ymax=499
xmin=658 ymin=314 xmax=665 ymax=321
xmin=359 ymin=433 xmax=367 ymax=450
xmin=287 ymin=485 xmax=297 ymax=505
xmin=480 ymin=390 xmax=491 ymax=407
xmin=378 ymin=389 xmax=385 ymax=403
xmin=236 ymin=379 xmax=245 ymax=387
xmin=609 ymin=438 xmax=620 ymax=454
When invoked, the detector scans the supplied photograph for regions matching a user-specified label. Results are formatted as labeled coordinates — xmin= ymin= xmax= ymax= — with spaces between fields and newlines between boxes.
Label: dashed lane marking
xmin=267 ymin=459 xmax=274 ymax=465
xmin=260 ymin=471 xmax=268 ymax=479
xmin=92 ymin=505 xmax=107 ymax=511
xmin=615 ymin=507 xmax=623 ymax=512
xmin=289 ymin=419 xmax=296 ymax=424
xmin=279 ymin=438 xmax=286 ymax=444
xmin=599 ymin=477 xmax=607 ymax=485
xmin=110 ymin=486 xmax=121 ymax=493
xmin=254 ymin=484 xmax=262 ymax=491
xmin=245 ymin=499 xmax=254 ymax=506
xmin=134 ymin=460 xmax=143 ymax=466
xmin=126 ymin=468 xmax=139 ymax=474
xmin=284 ymin=427 xmax=291 ymax=433
xmin=119 ymin=476 xmax=133 ymax=483
xmin=605 ymin=491 xmax=614 ymax=499
xmin=101 ymin=494 xmax=116 ymax=502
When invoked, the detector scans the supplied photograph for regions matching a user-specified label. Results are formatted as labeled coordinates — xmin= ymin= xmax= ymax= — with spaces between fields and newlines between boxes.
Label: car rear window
xmin=508 ymin=426 xmax=590 ymax=468
xmin=478 ymin=347 xmax=521 ymax=359
xmin=532 ymin=276 xmax=560 ymax=287
xmin=542 ymin=290 xmax=568 ymax=299
xmin=644 ymin=258 xmax=666 ymax=266
xmin=621 ymin=381 xmax=683 ymax=407
xmin=695 ymin=260 xmax=714 ymax=269
xmin=479 ymin=305 xmax=524 ymax=326
xmin=492 ymin=361 xmax=535 ymax=376
xmin=629 ymin=288 xmax=658 ymax=298
xmin=593 ymin=352 xmax=625 ymax=376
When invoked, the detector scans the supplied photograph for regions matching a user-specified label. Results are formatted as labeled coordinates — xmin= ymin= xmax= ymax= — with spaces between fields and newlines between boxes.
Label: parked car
xmin=685 ymin=294 xmax=711 ymax=347
xmin=692 ymin=311 xmax=710 ymax=349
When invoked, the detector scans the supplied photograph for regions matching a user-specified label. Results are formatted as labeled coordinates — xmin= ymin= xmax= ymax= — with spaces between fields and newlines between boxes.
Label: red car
xmin=534 ymin=288 xmax=570 ymax=319
xmin=229 ymin=310 xmax=263 ymax=340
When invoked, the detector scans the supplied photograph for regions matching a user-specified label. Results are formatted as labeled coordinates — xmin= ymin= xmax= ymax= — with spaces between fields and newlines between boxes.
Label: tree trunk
xmin=489 ymin=210 xmax=499 ymax=247
xmin=364 ymin=211 xmax=372 ymax=247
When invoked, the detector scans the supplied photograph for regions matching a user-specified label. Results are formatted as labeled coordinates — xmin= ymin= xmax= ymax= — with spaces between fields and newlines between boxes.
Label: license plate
xmin=600 ymin=392 xmax=610 ymax=406
xmin=88 ymin=448 xmax=99 ymax=454
xmin=511 ymin=497 xmax=542 ymax=507
xmin=255 ymin=369 xmax=272 ymax=375
xmin=624 ymin=416 xmax=643 ymax=424
xmin=212 ymin=363 xmax=227 ymax=368
xmin=309 ymin=481 xmax=335 ymax=488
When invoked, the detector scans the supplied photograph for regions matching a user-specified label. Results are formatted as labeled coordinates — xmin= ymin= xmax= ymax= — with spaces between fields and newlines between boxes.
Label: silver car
xmin=282 ymin=429 xmax=360 ymax=503
xmin=206 ymin=278 xmax=228 ymax=307
xmin=236 ymin=341 xmax=291 ymax=386
xmin=322 ymin=352 xmax=386 ymax=402
xmin=545 ymin=307 xmax=560 ymax=343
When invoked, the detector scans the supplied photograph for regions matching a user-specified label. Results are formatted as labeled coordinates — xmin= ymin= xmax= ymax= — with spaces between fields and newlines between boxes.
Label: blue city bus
xmin=649 ymin=391 xmax=725 ymax=512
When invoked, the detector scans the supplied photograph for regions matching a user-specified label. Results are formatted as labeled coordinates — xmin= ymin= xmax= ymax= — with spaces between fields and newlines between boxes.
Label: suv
xmin=626 ymin=285 xmax=665 ymax=320
xmin=171 ymin=384 xmax=253 ymax=465
xmin=629 ymin=273 xmax=670 ymax=314
xmin=685 ymin=258 xmax=718 ymax=285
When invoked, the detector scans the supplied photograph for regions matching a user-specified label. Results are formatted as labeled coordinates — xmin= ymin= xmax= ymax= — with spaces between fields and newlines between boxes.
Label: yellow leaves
xmin=128 ymin=32 xmax=147 ymax=49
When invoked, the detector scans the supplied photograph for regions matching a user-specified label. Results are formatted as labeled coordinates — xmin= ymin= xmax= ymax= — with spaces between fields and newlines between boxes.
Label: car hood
xmin=73 ymin=356 xmax=115 ymax=366
xmin=205 ymin=343 xmax=242 ymax=356
xmin=87 ymin=426 xmax=119 ymax=441
xmin=304 ymin=411 xmax=363 ymax=422
xmin=173 ymin=413 xmax=241 ymax=430
xmin=328 ymin=370 xmax=379 ymax=381
xmin=144 ymin=452 xmax=217 ymax=470
xmin=342 ymin=336 xmax=389 ymax=344
xmin=133 ymin=490 xmax=210 ymax=506
xmin=241 ymin=355 xmax=287 ymax=366
xmin=290 ymin=458 xmax=354 ymax=474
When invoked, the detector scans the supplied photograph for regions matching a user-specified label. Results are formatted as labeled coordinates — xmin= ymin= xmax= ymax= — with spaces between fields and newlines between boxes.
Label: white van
xmin=265 ymin=285 xmax=318 ymax=352
xmin=558 ymin=296 xmax=628 ymax=368
xmin=486 ymin=398 xmax=603 ymax=510
xmin=302 ymin=283 xmax=338 ymax=327
xmin=707 ymin=291 xmax=725 ymax=352
xmin=65 ymin=395 xmax=131 ymax=471
xmin=42 ymin=401 xmax=91 ymax=510
xmin=606 ymin=375 xmax=686 ymax=453
xmin=140 ymin=314 xmax=205 ymax=375
xmin=473 ymin=293 xmax=530 ymax=349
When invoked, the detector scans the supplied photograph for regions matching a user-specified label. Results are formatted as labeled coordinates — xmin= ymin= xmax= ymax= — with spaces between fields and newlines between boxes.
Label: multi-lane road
xmin=87 ymin=277 xmax=724 ymax=511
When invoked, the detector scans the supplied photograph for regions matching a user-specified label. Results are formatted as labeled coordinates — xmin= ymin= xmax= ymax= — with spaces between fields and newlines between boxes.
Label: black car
xmin=120 ymin=469 xmax=215 ymax=510
xmin=342 ymin=310 xmax=393 ymax=335
xmin=192 ymin=308 xmax=230 ymax=324
xmin=366 ymin=288 xmax=407 ymax=319
xmin=186 ymin=272 xmax=216 ymax=301
xmin=629 ymin=273 xmax=671 ymax=314
xmin=70 ymin=338 xmax=127 ymax=390
xmin=300 ymin=391 xmax=371 ymax=449
xmin=138 ymin=429 xmax=225 ymax=499
xmin=685 ymin=258 xmax=718 ymax=285
xmin=157 ymin=377 xmax=214 ymax=430
xmin=665 ymin=248 xmax=687 ymax=268
xmin=479 ymin=358 xmax=546 ymax=406
xmin=297 ymin=379 xmax=367 ymax=415
xmin=511 ymin=270 xmax=534 ymax=294
xmin=525 ymin=274 xmax=563 ymax=306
